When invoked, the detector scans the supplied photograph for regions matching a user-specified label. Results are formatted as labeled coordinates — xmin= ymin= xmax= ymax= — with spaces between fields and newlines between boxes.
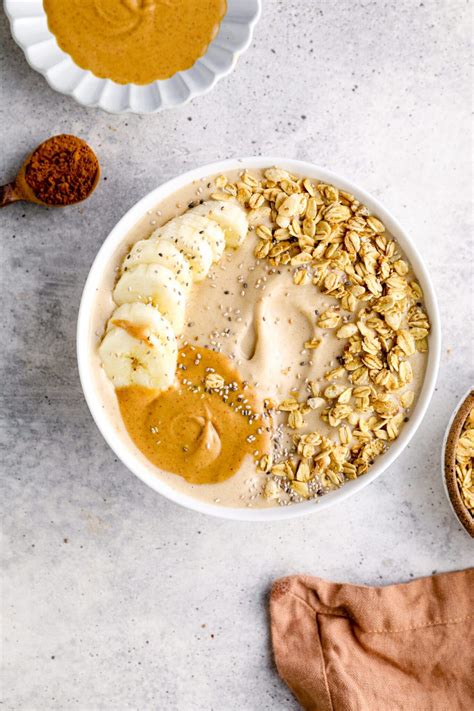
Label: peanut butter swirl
xmin=117 ymin=345 xmax=272 ymax=485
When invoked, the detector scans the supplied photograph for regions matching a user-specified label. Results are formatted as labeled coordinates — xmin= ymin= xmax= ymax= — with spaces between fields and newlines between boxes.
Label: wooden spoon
xmin=0 ymin=135 xmax=100 ymax=208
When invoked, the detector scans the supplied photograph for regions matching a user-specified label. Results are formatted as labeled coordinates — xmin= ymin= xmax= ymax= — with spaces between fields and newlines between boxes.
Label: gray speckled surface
xmin=1 ymin=1 xmax=473 ymax=709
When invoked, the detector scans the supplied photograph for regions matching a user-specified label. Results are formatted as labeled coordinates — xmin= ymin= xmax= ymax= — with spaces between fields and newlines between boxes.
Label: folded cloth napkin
xmin=270 ymin=569 xmax=473 ymax=711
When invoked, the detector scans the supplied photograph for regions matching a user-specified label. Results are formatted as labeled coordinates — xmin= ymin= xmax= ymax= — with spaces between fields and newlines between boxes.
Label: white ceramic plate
xmin=4 ymin=0 xmax=261 ymax=114
xmin=77 ymin=157 xmax=441 ymax=521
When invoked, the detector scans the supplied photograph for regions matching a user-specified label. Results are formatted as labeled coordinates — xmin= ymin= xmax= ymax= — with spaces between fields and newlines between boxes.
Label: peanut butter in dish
xmin=117 ymin=345 xmax=272 ymax=485
xmin=43 ymin=0 xmax=227 ymax=85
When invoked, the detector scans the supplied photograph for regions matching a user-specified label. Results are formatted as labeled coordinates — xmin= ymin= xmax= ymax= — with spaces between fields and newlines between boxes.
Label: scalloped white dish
xmin=4 ymin=0 xmax=261 ymax=114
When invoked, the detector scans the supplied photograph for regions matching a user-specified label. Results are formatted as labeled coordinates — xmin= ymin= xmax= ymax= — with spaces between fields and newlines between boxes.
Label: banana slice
xmin=190 ymin=200 xmax=248 ymax=248
xmin=152 ymin=220 xmax=213 ymax=282
xmin=99 ymin=327 xmax=176 ymax=390
xmin=123 ymin=238 xmax=192 ymax=293
xmin=176 ymin=213 xmax=225 ymax=261
xmin=106 ymin=302 xmax=176 ymax=348
xmin=113 ymin=263 xmax=186 ymax=334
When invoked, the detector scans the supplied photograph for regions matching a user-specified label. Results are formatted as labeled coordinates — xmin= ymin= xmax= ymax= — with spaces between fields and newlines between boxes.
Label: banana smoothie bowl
xmin=77 ymin=158 xmax=440 ymax=520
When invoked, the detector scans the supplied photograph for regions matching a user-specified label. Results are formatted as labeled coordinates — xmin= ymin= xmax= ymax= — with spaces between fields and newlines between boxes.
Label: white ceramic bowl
xmin=4 ymin=0 xmax=261 ymax=114
xmin=77 ymin=157 xmax=441 ymax=520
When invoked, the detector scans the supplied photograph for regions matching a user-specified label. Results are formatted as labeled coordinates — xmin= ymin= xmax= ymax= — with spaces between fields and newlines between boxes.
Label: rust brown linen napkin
xmin=270 ymin=570 xmax=474 ymax=711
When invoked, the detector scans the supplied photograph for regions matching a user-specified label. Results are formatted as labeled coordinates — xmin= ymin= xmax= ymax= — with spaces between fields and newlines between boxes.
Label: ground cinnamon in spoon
xmin=24 ymin=134 xmax=99 ymax=206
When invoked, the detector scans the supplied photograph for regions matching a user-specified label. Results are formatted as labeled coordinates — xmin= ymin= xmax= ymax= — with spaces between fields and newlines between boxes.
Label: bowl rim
xmin=77 ymin=156 xmax=442 ymax=521
xmin=3 ymin=0 xmax=262 ymax=114
xmin=441 ymin=387 xmax=474 ymax=537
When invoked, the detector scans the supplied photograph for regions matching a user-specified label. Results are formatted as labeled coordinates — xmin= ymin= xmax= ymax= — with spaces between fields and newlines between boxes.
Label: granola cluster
xmin=210 ymin=168 xmax=431 ymax=504
xmin=455 ymin=407 xmax=474 ymax=516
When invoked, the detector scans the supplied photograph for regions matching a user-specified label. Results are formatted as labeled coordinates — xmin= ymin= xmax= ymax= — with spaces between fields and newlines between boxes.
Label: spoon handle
xmin=0 ymin=182 xmax=23 ymax=208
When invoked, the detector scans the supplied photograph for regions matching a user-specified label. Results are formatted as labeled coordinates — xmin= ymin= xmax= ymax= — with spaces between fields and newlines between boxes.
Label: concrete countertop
xmin=1 ymin=1 xmax=472 ymax=709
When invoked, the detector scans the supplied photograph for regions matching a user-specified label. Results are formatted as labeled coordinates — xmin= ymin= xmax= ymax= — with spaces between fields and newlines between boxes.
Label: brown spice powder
xmin=24 ymin=134 xmax=99 ymax=205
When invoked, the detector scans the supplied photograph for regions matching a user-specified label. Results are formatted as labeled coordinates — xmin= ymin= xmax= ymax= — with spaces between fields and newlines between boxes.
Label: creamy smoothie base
xmin=90 ymin=168 xmax=430 ymax=508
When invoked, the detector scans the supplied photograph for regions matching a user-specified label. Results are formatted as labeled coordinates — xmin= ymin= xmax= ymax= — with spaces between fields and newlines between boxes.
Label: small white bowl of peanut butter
xmin=4 ymin=0 xmax=261 ymax=113
xmin=77 ymin=157 xmax=441 ymax=520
